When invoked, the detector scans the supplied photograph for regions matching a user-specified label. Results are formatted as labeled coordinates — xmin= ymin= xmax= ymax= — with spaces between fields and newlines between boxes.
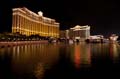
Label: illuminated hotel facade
xmin=70 ymin=25 xmax=90 ymax=41
xmin=12 ymin=7 xmax=59 ymax=38
xmin=59 ymin=25 xmax=90 ymax=41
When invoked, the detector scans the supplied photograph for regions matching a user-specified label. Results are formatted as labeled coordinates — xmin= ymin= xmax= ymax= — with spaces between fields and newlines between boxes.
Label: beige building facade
xmin=70 ymin=25 xmax=90 ymax=40
xmin=12 ymin=7 xmax=59 ymax=38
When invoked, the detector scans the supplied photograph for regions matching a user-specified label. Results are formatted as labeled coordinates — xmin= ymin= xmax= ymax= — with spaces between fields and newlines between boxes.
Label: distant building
xmin=90 ymin=35 xmax=104 ymax=40
xmin=70 ymin=25 xmax=90 ymax=41
xmin=59 ymin=30 xmax=66 ymax=39
xmin=12 ymin=7 xmax=59 ymax=38
xmin=66 ymin=30 xmax=69 ymax=39
xmin=87 ymin=35 xmax=104 ymax=43
xmin=109 ymin=34 xmax=118 ymax=41
xmin=59 ymin=25 xmax=90 ymax=41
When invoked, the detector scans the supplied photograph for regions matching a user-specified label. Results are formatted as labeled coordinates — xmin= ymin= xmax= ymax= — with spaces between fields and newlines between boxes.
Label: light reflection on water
xmin=0 ymin=43 xmax=120 ymax=79
xmin=0 ymin=44 xmax=59 ymax=79
xmin=109 ymin=43 xmax=120 ymax=63
xmin=73 ymin=43 xmax=91 ymax=69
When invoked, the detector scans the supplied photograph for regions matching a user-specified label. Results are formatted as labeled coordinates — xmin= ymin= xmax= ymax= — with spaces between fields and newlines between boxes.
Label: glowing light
xmin=38 ymin=11 xmax=43 ymax=16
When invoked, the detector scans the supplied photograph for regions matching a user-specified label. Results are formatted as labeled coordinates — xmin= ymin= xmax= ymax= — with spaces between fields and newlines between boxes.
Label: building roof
xmin=70 ymin=25 xmax=90 ymax=31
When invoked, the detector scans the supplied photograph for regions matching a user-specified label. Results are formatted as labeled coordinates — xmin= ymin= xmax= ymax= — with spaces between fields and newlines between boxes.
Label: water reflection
xmin=1 ymin=44 xmax=60 ymax=79
xmin=0 ymin=43 xmax=120 ymax=79
xmin=90 ymin=43 xmax=110 ymax=58
xmin=74 ymin=43 xmax=91 ymax=68
xmin=34 ymin=63 xmax=44 ymax=79
xmin=74 ymin=44 xmax=81 ymax=68
xmin=109 ymin=43 xmax=120 ymax=63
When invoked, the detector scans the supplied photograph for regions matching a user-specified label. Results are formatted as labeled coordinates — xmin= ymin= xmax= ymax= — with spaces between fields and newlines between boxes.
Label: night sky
xmin=0 ymin=0 xmax=120 ymax=36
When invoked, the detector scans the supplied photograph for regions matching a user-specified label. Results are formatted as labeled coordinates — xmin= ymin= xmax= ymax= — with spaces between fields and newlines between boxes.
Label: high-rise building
xmin=70 ymin=25 xmax=90 ymax=41
xmin=12 ymin=7 xmax=59 ymax=38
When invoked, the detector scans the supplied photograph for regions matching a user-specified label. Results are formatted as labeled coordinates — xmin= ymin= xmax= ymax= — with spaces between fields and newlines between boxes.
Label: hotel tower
xmin=70 ymin=25 xmax=90 ymax=41
xmin=12 ymin=7 xmax=59 ymax=38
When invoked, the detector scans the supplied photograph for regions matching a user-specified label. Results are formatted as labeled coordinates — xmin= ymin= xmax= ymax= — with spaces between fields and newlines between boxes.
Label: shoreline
xmin=0 ymin=40 xmax=48 ymax=47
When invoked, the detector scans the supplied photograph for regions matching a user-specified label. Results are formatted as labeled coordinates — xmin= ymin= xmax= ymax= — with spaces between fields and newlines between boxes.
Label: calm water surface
xmin=0 ymin=43 xmax=120 ymax=79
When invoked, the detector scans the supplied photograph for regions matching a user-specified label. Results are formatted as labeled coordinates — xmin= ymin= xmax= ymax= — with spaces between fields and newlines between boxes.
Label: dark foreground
xmin=0 ymin=42 xmax=120 ymax=79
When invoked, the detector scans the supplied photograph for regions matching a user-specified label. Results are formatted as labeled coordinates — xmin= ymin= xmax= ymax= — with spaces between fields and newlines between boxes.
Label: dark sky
xmin=0 ymin=0 xmax=120 ymax=36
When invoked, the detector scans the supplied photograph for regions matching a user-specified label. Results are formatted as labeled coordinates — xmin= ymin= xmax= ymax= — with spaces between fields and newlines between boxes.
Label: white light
xmin=38 ymin=11 xmax=43 ymax=16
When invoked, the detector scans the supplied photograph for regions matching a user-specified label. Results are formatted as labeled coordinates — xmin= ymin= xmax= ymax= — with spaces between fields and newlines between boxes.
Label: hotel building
xmin=12 ymin=7 xmax=59 ymax=38
xmin=60 ymin=25 xmax=90 ymax=41
xmin=70 ymin=25 xmax=90 ymax=41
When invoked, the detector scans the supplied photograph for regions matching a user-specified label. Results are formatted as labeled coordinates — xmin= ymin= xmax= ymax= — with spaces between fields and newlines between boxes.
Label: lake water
xmin=0 ymin=42 xmax=120 ymax=79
